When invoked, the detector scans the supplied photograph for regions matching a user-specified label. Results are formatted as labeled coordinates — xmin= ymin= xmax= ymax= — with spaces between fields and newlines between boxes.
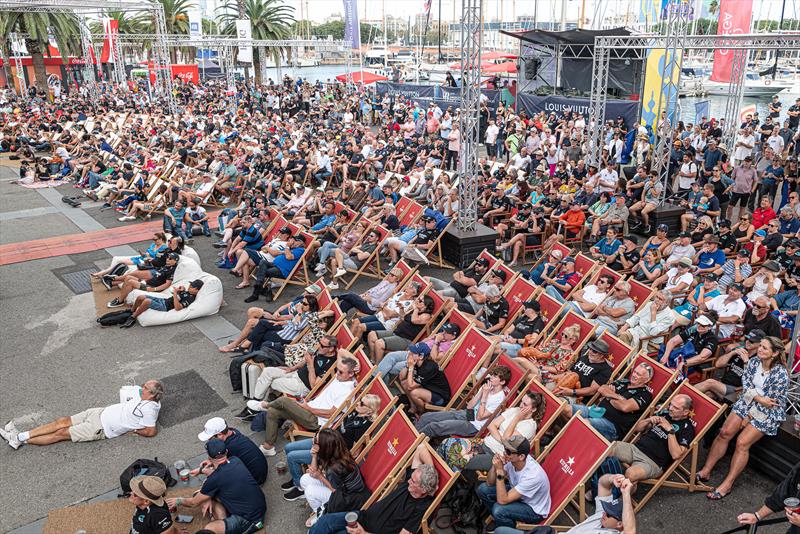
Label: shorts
xmin=526 ymin=234 xmax=542 ymax=246
xmin=343 ymin=257 xmax=358 ymax=270
xmin=148 ymin=268 xmax=159 ymax=278
xmin=608 ymin=441 xmax=663 ymax=479
xmin=374 ymin=330 xmax=412 ymax=352
xmin=246 ymin=248 xmax=263 ymax=265
xmin=69 ymin=407 xmax=107 ymax=442
xmin=149 ymin=297 xmax=169 ymax=312
xmin=723 ymin=383 xmax=738 ymax=396
xmin=384 ymin=237 xmax=408 ymax=254
xmin=729 ymin=192 xmax=750 ymax=207
xmin=223 ymin=514 xmax=261 ymax=534
xmin=428 ymin=391 xmax=446 ymax=406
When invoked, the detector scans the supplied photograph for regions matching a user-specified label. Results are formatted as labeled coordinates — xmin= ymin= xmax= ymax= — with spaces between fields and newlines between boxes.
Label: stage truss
xmin=457 ymin=0 xmax=482 ymax=232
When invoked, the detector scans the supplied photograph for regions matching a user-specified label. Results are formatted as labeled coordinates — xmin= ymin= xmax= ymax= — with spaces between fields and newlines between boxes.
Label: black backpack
xmin=434 ymin=475 xmax=486 ymax=534
xmin=119 ymin=458 xmax=176 ymax=497
xmin=97 ymin=310 xmax=133 ymax=327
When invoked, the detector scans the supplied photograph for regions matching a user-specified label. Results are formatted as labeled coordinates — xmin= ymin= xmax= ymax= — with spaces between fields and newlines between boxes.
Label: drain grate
xmin=157 ymin=370 xmax=228 ymax=429
xmin=52 ymin=265 xmax=97 ymax=295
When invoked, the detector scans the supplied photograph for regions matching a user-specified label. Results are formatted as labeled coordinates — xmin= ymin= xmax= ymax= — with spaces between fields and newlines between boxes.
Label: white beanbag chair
xmin=124 ymin=257 xmax=223 ymax=326
xmin=106 ymin=245 xmax=202 ymax=275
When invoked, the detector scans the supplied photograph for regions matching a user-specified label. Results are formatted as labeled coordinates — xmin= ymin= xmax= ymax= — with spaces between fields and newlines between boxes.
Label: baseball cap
xmin=657 ymin=223 xmax=669 ymax=232
xmin=678 ymin=257 xmax=693 ymax=267
xmin=408 ymin=342 xmax=431 ymax=357
xmin=695 ymin=314 xmax=714 ymax=327
xmin=679 ymin=231 xmax=692 ymax=238
xmin=626 ymin=235 xmax=639 ymax=245
xmin=129 ymin=476 xmax=167 ymax=506
xmin=551 ymin=249 xmax=564 ymax=260
xmin=205 ymin=437 xmax=228 ymax=458
xmin=754 ymin=229 xmax=767 ymax=237
xmin=166 ymin=252 xmax=180 ymax=262
xmin=717 ymin=219 xmax=731 ymax=228
xmin=501 ymin=435 xmax=531 ymax=456
xmin=729 ymin=282 xmax=745 ymax=293
xmin=738 ymin=249 xmax=751 ymax=257
xmin=523 ymin=300 xmax=541 ymax=311
xmin=745 ymin=329 xmax=766 ymax=343
xmin=441 ymin=322 xmax=461 ymax=336
xmin=492 ymin=269 xmax=508 ymax=281
xmin=189 ymin=279 xmax=205 ymax=290
xmin=600 ymin=497 xmax=624 ymax=521
xmin=475 ymin=257 xmax=490 ymax=267
xmin=762 ymin=260 xmax=781 ymax=272
xmin=562 ymin=255 xmax=576 ymax=264
xmin=703 ymin=272 xmax=719 ymax=281
xmin=198 ymin=417 xmax=227 ymax=441
xmin=279 ymin=226 xmax=293 ymax=235
xmin=704 ymin=235 xmax=720 ymax=244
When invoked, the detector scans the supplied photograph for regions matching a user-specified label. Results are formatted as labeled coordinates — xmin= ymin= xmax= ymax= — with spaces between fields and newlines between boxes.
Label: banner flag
xmin=236 ymin=19 xmax=253 ymax=63
xmin=343 ymin=0 xmax=361 ymax=50
xmin=695 ymin=100 xmax=709 ymax=124
xmin=710 ymin=0 xmax=753 ymax=83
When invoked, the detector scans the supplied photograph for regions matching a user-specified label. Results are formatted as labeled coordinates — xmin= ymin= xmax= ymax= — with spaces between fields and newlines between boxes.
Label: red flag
xmin=710 ymin=0 xmax=752 ymax=83
xmin=100 ymin=19 xmax=119 ymax=64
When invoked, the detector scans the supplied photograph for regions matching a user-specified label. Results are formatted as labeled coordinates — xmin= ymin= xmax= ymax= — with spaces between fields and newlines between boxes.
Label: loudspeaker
xmin=524 ymin=57 xmax=541 ymax=80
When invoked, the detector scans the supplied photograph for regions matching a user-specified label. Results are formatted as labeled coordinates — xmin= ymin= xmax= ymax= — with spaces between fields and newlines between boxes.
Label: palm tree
xmin=1 ymin=11 xmax=81 ymax=96
xmin=145 ymin=0 xmax=197 ymax=63
xmin=217 ymin=0 xmax=295 ymax=85
xmin=708 ymin=0 xmax=719 ymax=16
xmin=89 ymin=10 xmax=148 ymax=36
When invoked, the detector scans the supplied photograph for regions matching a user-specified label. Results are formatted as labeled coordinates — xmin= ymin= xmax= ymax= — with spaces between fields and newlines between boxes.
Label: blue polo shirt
xmin=273 ymin=247 xmax=305 ymax=277
xmin=779 ymin=217 xmax=800 ymax=235
xmin=594 ymin=238 xmax=622 ymax=256
xmin=224 ymin=429 xmax=267 ymax=485
xmin=201 ymin=456 xmax=266 ymax=523
xmin=697 ymin=248 xmax=726 ymax=270
xmin=310 ymin=213 xmax=336 ymax=232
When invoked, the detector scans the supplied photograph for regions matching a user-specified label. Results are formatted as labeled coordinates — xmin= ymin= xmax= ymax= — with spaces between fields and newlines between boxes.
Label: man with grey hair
xmin=607 ymin=393 xmax=695 ymax=487
xmin=592 ymin=280 xmax=636 ymax=336
xmin=1 ymin=380 xmax=164 ymax=449
xmin=309 ymin=463 xmax=438 ymax=534
xmin=617 ymin=290 xmax=674 ymax=350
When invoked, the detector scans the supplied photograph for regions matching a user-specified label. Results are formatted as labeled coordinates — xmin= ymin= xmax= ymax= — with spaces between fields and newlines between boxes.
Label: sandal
xmin=695 ymin=473 xmax=710 ymax=485
xmin=235 ymin=282 xmax=250 ymax=289
xmin=706 ymin=489 xmax=729 ymax=500
xmin=218 ymin=344 xmax=240 ymax=353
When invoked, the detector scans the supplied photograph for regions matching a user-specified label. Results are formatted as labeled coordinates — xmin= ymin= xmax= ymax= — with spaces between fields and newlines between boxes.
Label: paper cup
xmin=345 ymin=511 xmax=359 ymax=527
xmin=275 ymin=461 xmax=288 ymax=476
xmin=179 ymin=468 xmax=191 ymax=482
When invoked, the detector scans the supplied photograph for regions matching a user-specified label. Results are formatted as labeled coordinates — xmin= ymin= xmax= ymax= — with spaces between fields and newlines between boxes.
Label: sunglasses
xmin=504 ymin=449 xmax=518 ymax=456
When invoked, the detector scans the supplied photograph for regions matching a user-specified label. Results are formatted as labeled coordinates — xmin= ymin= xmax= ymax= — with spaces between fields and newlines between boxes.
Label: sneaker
xmin=246 ymin=399 xmax=268 ymax=412
xmin=643 ymin=224 xmax=651 ymax=234
xmin=100 ymin=202 xmax=111 ymax=210
xmin=234 ymin=407 xmax=258 ymax=421
xmin=283 ymin=487 xmax=305 ymax=501
xmin=212 ymin=241 xmax=227 ymax=248
xmin=305 ymin=510 xmax=319 ymax=528
xmin=334 ymin=268 xmax=347 ymax=278
xmin=107 ymin=297 xmax=124 ymax=308
xmin=280 ymin=479 xmax=297 ymax=491
xmin=0 ymin=423 xmax=21 ymax=450
xmin=327 ymin=282 xmax=340 ymax=290
xmin=215 ymin=230 xmax=225 ymax=237
xmin=101 ymin=275 xmax=115 ymax=290
xmin=259 ymin=444 xmax=277 ymax=457
xmin=120 ymin=317 xmax=136 ymax=328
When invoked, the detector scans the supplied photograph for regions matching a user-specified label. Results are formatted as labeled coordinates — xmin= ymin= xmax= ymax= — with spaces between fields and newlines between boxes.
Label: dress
xmin=283 ymin=312 xmax=324 ymax=367
xmin=731 ymin=358 xmax=789 ymax=436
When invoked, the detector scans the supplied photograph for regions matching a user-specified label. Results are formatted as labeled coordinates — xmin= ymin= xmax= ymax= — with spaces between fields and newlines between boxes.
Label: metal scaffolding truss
xmin=98 ymin=34 xmax=349 ymax=51
xmin=721 ymin=50 xmax=748 ymax=149
xmin=78 ymin=16 xmax=99 ymax=103
xmin=9 ymin=32 xmax=27 ymax=99
xmin=593 ymin=33 xmax=800 ymax=50
xmin=457 ymin=0 xmax=482 ymax=233
xmin=0 ymin=0 xmax=153 ymax=11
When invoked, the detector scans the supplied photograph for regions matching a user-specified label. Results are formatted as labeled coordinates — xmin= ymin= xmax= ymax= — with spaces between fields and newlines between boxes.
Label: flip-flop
xmin=706 ymin=489 xmax=729 ymax=500
xmin=235 ymin=282 xmax=250 ymax=289
xmin=695 ymin=474 xmax=710 ymax=484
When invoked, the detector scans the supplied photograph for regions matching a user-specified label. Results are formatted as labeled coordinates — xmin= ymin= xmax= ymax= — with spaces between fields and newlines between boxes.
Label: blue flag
xmin=343 ymin=0 xmax=361 ymax=50
xmin=695 ymin=100 xmax=710 ymax=124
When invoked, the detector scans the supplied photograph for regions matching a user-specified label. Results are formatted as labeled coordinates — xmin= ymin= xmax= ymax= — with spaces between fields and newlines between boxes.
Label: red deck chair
xmin=515 ymin=415 xmax=610 ymax=531
xmin=539 ymin=310 xmax=597 ymax=356
xmin=531 ymin=290 xmax=567 ymax=345
xmin=417 ymin=442 xmax=461 ymax=534
xmin=492 ymin=261 xmax=519 ymax=290
xmin=424 ymin=217 xmax=456 ymax=268
xmin=628 ymin=278 xmax=655 ymax=313
xmin=262 ymin=215 xmax=289 ymax=245
xmin=400 ymin=271 xmax=432 ymax=296
xmin=413 ymin=289 xmax=450 ymax=342
xmin=340 ymin=224 xmax=391 ymax=289
xmin=511 ymin=378 xmax=568 ymax=455
xmin=502 ymin=276 xmax=538 ymax=323
xmin=394 ymin=196 xmax=413 ymax=220
xmin=357 ymin=409 xmax=426 ymax=508
xmin=429 ymin=306 xmax=472 ymax=351
xmin=475 ymin=249 xmax=502 ymax=283
xmin=271 ymin=230 xmax=314 ymax=300
xmin=426 ymin=325 xmax=496 ymax=411
xmin=346 ymin=376 xmax=399 ymax=453
xmin=585 ymin=332 xmax=635 ymax=405
xmin=612 ymin=354 xmax=680 ymax=441
xmin=632 ymin=382 xmax=727 ymax=511
xmin=575 ymin=264 xmax=624 ymax=292
xmin=333 ymin=322 xmax=358 ymax=354
xmin=399 ymin=201 xmax=424 ymax=228
xmin=569 ymin=253 xmax=599 ymax=296
xmin=392 ymin=259 xmax=417 ymax=288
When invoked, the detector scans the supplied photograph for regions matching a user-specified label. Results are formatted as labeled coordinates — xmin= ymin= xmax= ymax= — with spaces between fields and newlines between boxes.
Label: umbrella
xmin=334 ymin=71 xmax=388 ymax=84
xmin=448 ymin=61 xmax=494 ymax=70
xmin=483 ymin=61 xmax=518 ymax=73
xmin=481 ymin=51 xmax=519 ymax=60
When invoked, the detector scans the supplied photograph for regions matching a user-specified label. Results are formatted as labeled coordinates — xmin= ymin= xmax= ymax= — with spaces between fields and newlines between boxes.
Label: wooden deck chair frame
xmin=412 ymin=442 xmax=461 ymax=534
xmin=585 ymin=332 xmax=636 ymax=405
xmin=341 ymin=375 xmax=399 ymax=453
xmin=514 ymin=415 xmax=611 ymax=531
xmin=537 ymin=310 xmax=597 ymax=357
xmin=627 ymin=278 xmax=656 ymax=313
xmin=501 ymin=275 xmax=538 ymax=325
xmin=457 ymin=352 xmax=529 ymax=433
xmin=412 ymin=288 xmax=451 ymax=342
xmin=428 ymin=306 xmax=472 ymax=350
xmin=614 ymin=354 xmax=681 ymax=442
xmin=510 ymin=378 xmax=568 ymax=455
xmin=631 ymin=382 xmax=727 ymax=512
xmin=424 ymin=218 xmax=456 ymax=268
xmin=357 ymin=409 xmax=427 ymax=508
xmin=340 ymin=224 xmax=392 ymax=289
xmin=425 ymin=325 xmax=496 ymax=411
xmin=529 ymin=289 xmax=568 ymax=347
xmin=271 ymin=231 xmax=315 ymax=300
xmin=398 ymin=201 xmax=425 ymax=228
xmin=574 ymin=264 xmax=625 ymax=293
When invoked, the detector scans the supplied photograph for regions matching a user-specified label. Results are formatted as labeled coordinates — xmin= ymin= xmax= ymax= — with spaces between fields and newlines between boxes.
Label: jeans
xmin=476 ymin=483 xmax=545 ymax=528
xmin=185 ymin=214 xmax=211 ymax=236
xmin=163 ymin=216 xmax=188 ymax=240
xmin=86 ymin=171 xmax=102 ymax=189
xmin=570 ymin=403 xmax=619 ymax=440
xmin=308 ymin=511 xmax=349 ymax=534
xmin=255 ymin=260 xmax=285 ymax=285
xmin=336 ymin=292 xmax=373 ymax=314
xmin=545 ymin=285 xmax=566 ymax=303
xmin=373 ymin=350 xmax=409 ymax=382
xmin=317 ymin=241 xmax=339 ymax=266
xmin=499 ymin=341 xmax=523 ymax=357
xmin=494 ymin=528 xmax=527 ymax=534
xmin=218 ymin=208 xmax=237 ymax=231
xmin=284 ymin=438 xmax=313 ymax=487
xmin=247 ymin=320 xmax=288 ymax=351
xmin=428 ymin=277 xmax=459 ymax=298
xmin=415 ymin=409 xmax=477 ymax=438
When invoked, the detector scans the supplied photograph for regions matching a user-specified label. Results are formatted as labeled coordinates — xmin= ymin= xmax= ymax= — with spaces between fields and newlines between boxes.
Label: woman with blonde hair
xmin=697 ymin=336 xmax=788 ymax=500
xmin=514 ymin=323 xmax=583 ymax=377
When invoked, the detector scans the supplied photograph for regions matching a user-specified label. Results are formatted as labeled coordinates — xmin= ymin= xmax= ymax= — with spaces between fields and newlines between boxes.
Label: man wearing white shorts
xmin=0 ymin=380 xmax=163 ymax=449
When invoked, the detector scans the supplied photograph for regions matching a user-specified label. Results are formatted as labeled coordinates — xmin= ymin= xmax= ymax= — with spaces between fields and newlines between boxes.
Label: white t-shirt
xmin=471 ymin=389 xmax=506 ymax=431
xmin=505 ymin=458 xmax=551 ymax=516
xmin=678 ymin=162 xmax=698 ymax=189
xmin=746 ymin=274 xmax=782 ymax=302
xmin=666 ymin=244 xmax=695 ymax=266
xmin=566 ymin=495 xmax=620 ymax=533
xmin=664 ymin=267 xmax=694 ymax=292
xmin=483 ymin=407 xmax=537 ymax=454
xmin=767 ymin=135 xmax=784 ymax=154
xmin=100 ymin=390 xmax=161 ymax=439
xmin=485 ymin=124 xmax=499 ymax=144
xmin=510 ymin=153 xmax=532 ymax=171
xmin=734 ymin=134 xmax=755 ymax=160
xmin=706 ymin=294 xmax=746 ymax=338
xmin=582 ymin=285 xmax=608 ymax=307
xmin=308 ymin=378 xmax=355 ymax=426
xmin=597 ymin=168 xmax=618 ymax=193
xmin=56 ymin=146 xmax=70 ymax=159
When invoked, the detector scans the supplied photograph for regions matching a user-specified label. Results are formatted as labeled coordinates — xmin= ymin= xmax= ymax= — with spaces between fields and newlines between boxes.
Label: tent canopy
xmin=335 ymin=71 xmax=388 ymax=84
xmin=500 ymin=27 xmax=632 ymax=47
xmin=483 ymin=61 xmax=517 ymax=74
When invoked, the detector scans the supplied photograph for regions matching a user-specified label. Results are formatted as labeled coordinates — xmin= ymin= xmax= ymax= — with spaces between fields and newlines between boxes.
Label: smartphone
xmin=175 ymin=515 xmax=193 ymax=523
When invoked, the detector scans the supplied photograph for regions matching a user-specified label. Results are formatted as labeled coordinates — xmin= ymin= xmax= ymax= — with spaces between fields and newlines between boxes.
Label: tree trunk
xmin=26 ymin=39 xmax=49 ymax=96
xmin=253 ymin=48 xmax=262 ymax=86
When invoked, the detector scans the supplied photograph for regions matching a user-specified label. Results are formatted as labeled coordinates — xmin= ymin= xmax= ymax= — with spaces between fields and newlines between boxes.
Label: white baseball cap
xmin=198 ymin=417 xmax=227 ymax=441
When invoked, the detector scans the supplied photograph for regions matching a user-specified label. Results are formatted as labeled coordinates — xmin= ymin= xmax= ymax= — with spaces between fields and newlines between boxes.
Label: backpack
xmin=97 ymin=310 xmax=133 ymax=327
xmin=119 ymin=458 xmax=176 ymax=497
xmin=109 ymin=262 xmax=129 ymax=277
xmin=434 ymin=475 xmax=486 ymax=534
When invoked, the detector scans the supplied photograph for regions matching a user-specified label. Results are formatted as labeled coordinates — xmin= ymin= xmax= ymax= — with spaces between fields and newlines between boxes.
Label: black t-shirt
xmin=570 ymin=353 xmax=614 ymax=389
xmin=225 ymin=429 xmax=268 ymax=485
xmin=717 ymin=232 xmax=738 ymax=252
xmin=414 ymin=227 xmax=440 ymax=245
xmin=394 ymin=311 xmax=425 ymax=340
xmin=763 ymin=232 xmax=784 ymax=253
xmin=600 ymin=385 xmax=652 ymax=437
xmin=359 ymin=469 xmax=434 ymax=534
xmin=483 ymin=297 xmax=510 ymax=327
xmin=679 ymin=327 xmax=719 ymax=356
xmin=201 ymin=456 xmax=266 ymax=523
xmin=720 ymin=352 xmax=748 ymax=387
xmin=450 ymin=267 xmax=481 ymax=299
xmin=609 ymin=249 xmax=641 ymax=272
xmin=163 ymin=289 xmax=196 ymax=311
xmin=509 ymin=314 xmax=545 ymax=341
xmin=413 ymin=359 xmax=451 ymax=402
xmin=339 ymin=412 xmax=372 ymax=449
xmin=297 ymin=352 xmax=336 ymax=390
xmin=149 ymin=264 xmax=177 ymax=287
xmin=635 ymin=414 xmax=695 ymax=468
xmin=742 ymin=309 xmax=782 ymax=338
xmin=130 ymin=502 xmax=173 ymax=534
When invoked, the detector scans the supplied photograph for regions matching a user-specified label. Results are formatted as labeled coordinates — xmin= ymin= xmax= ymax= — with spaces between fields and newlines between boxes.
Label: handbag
xmin=556 ymin=371 xmax=581 ymax=390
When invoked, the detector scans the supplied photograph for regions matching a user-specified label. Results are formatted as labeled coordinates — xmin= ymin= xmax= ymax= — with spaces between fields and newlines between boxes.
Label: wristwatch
xmin=496 ymin=474 xmax=505 ymax=481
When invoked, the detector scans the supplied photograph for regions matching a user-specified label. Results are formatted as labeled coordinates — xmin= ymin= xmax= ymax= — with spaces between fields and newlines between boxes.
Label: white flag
xmin=236 ymin=19 xmax=253 ymax=63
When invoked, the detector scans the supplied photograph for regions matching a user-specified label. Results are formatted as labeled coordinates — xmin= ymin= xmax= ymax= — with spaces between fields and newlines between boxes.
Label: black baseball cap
xmin=205 ymin=438 xmax=227 ymax=459
xmin=475 ymin=257 xmax=490 ymax=267
xmin=492 ymin=269 xmax=507 ymax=281
xmin=441 ymin=322 xmax=461 ymax=336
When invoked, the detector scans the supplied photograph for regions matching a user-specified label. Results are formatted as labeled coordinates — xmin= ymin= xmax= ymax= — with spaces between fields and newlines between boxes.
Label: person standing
xmin=736 ymin=461 xmax=800 ymax=534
